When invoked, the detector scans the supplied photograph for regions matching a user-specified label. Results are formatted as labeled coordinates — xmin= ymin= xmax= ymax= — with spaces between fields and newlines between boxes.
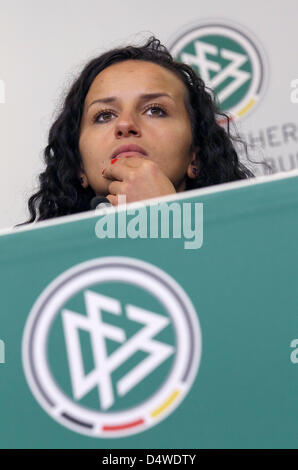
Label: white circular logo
xmin=22 ymin=257 xmax=202 ymax=438
xmin=169 ymin=20 xmax=268 ymax=120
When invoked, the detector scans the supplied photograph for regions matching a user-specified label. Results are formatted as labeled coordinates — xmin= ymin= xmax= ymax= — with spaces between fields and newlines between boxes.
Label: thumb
xmin=106 ymin=194 xmax=118 ymax=206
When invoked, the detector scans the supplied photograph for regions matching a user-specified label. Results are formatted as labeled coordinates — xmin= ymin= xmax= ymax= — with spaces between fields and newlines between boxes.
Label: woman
xmin=20 ymin=36 xmax=254 ymax=225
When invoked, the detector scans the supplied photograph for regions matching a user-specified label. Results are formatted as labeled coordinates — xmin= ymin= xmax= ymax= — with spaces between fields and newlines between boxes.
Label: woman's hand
xmin=102 ymin=156 xmax=176 ymax=205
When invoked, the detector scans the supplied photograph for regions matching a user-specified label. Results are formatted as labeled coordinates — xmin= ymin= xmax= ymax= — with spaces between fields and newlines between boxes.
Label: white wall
xmin=0 ymin=0 xmax=297 ymax=229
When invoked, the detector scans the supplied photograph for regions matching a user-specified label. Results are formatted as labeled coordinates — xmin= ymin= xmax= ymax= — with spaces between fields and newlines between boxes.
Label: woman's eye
xmin=94 ymin=110 xmax=115 ymax=123
xmin=145 ymin=105 xmax=167 ymax=117
xmin=93 ymin=105 xmax=166 ymax=123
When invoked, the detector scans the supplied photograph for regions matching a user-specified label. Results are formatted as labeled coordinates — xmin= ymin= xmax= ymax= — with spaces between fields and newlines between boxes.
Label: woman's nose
xmin=114 ymin=112 xmax=141 ymax=138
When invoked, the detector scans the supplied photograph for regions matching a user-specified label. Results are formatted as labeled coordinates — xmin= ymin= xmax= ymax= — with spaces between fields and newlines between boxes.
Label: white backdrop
xmin=0 ymin=0 xmax=297 ymax=229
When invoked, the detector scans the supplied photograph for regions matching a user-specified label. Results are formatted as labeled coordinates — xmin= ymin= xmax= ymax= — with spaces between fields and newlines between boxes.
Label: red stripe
xmin=103 ymin=418 xmax=144 ymax=431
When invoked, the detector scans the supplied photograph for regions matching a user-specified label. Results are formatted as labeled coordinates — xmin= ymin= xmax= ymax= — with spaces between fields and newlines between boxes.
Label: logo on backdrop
xmin=22 ymin=257 xmax=201 ymax=438
xmin=169 ymin=20 xmax=267 ymax=120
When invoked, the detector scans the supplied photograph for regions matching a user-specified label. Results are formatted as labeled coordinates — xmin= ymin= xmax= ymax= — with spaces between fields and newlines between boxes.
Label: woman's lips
xmin=114 ymin=151 xmax=147 ymax=159
xmin=111 ymin=144 xmax=147 ymax=159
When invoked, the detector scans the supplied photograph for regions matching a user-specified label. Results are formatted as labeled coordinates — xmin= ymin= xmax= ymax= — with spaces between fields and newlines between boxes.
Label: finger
xmin=106 ymin=194 xmax=118 ymax=206
xmin=102 ymin=156 xmax=144 ymax=179
xmin=106 ymin=194 xmax=127 ymax=206
xmin=108 ymin=180 xmax=126 ymax=195
xmin=102 ymin=162 xmax=125 ymax=181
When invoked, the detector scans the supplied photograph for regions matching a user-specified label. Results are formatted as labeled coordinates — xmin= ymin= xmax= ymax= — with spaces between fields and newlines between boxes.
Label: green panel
xmin=0 ymin=176 xmax=297 ymax=448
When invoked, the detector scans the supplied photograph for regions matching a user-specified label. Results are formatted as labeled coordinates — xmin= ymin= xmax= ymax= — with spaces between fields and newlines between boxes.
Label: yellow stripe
xmin=151 ymin=390 xmax=180 ymax=418
xmin=237 ymin=98 xmax=256 ymax=117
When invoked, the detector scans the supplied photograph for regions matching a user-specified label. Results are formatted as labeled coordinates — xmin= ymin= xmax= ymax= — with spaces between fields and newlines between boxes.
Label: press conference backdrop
xmin=0 ymin=0 xmax=298 ymax=229
xmin=0 ymin=172 xmax=297 ymax=449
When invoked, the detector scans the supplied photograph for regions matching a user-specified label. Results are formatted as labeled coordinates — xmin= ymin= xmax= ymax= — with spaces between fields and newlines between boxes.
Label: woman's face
xmin=78 ymin=60 xmax=198 ymax=196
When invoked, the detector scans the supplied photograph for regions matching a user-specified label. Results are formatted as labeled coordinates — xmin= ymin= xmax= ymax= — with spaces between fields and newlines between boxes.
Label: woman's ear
xmin=186 ymin=149 xmax=200 ymax=180
xmin=78 ymin=169 xmax=89 ymax=188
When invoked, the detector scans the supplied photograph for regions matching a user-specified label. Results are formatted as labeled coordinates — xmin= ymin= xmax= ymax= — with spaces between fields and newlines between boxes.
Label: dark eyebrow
xmin=87 ymin=93 xmax=175 ymax=110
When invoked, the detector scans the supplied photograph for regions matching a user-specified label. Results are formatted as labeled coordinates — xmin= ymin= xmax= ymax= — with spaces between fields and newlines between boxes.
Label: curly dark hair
xmin=19 ymin=35 xmax=255 ymax=225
